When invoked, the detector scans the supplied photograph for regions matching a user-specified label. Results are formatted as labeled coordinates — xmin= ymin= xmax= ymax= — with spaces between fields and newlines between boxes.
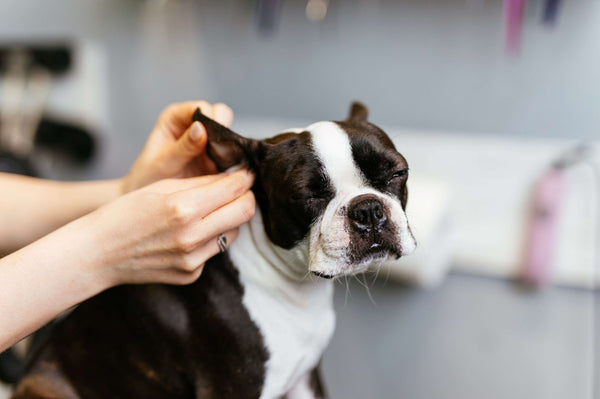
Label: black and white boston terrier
xmin=12 ymin=102 xmax=415 ymax=399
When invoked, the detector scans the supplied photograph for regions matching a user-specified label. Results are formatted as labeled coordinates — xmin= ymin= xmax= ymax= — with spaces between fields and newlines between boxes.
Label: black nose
xmin=348 ymin=195 xmax=387 ymax=232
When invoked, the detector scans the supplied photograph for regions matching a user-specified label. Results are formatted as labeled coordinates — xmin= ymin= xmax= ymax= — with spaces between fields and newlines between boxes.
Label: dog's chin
xmin=310 ymin=248 xmax=400 ymax=280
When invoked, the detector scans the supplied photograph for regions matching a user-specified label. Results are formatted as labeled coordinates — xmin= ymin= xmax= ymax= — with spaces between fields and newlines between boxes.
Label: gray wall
xmin=0 ymin=0 xmax=598 ymax=176
xmin=201 ymin=0 xmax=600 ymax=139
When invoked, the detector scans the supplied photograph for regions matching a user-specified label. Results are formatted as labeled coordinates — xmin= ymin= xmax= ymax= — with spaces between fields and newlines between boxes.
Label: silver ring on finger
xmin=217 ymin=234 xmax=228 ymax=253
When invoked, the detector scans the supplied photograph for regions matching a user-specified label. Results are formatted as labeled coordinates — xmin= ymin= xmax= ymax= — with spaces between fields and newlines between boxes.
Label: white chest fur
xmin=227 ymin=214 xmax=336 ymax=399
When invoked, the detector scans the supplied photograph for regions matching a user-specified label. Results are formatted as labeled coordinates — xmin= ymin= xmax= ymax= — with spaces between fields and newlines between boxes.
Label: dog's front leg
xmin=286 ymin=367 xmax=328 ymax=399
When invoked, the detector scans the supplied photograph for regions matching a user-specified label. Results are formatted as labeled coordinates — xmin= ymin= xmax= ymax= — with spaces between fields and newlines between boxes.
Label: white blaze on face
xmin=307 ymin=122 xmax=416 ymax=276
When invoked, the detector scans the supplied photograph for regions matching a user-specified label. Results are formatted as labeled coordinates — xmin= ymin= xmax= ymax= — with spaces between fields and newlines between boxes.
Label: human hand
xmin=84 ymin=169 xmax=255 ymax=286
xmin=121 ymin=101 xmax=234 ymax=194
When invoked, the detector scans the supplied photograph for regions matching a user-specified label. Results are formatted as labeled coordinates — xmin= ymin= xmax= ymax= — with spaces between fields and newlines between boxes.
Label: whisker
xmin=303 ymin=269 xmax=313 ymax=282
xmin=371 ymin=266 xmax=382 ymax=287
xmin=382 ymin=264 xmax=392 ymax=286
xmin=359 ymin=274 xmax=376 ymax=305
xmin=343 ymin=275 xmax=351 ymax=306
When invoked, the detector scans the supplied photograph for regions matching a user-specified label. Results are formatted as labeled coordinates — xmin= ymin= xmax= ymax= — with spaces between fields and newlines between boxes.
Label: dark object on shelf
xmin=35 ymin=118 xmax=96 ymax=164
xmin=543 ymin=0 xmax=562 ymax=25
xmin=0 ymin=150 xmax=36 ymax=176
xmin=256 ymin=0 xmax=281 ymax=35
xmin=0 ymin=44 xmax=72 ymax=76
xmin=0 ymin=117 xmax=96 ymax=170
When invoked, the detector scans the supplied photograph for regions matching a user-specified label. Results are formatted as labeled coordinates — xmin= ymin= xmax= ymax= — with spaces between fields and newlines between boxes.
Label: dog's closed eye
xmin=292 ymin=195 xmax=328 ymax=204
xmin=386 ymin=169 xmax=408 ymax=185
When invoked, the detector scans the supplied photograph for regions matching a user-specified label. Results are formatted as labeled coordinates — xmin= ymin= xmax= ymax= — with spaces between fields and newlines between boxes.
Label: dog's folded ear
xmin=346 ymin=101 xmax=369 ymax=123
xmin=192 ymin=108 xmax=262 ymax=172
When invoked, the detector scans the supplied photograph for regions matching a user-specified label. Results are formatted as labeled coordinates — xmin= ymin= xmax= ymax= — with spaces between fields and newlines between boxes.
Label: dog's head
xmin=193 ymin=102 xmax=416 ymax=279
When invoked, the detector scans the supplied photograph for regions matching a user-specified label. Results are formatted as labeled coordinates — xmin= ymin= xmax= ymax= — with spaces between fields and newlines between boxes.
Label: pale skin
xmin=0 ymin=101 xmax=256 ymax=353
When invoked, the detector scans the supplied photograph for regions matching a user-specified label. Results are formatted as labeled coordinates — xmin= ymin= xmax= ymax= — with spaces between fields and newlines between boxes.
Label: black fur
xmin=12 ymin=254 xmax=268 ymax=399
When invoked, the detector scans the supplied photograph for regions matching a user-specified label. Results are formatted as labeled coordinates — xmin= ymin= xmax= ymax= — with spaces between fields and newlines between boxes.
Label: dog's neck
xmin=228 ymin=208 xmax=333 ymax=305
xmin=249 ymin=211 xmax=312 ymax=282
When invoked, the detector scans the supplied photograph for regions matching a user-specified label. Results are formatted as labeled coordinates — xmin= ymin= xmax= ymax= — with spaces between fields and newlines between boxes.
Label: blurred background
xmin=0 ymin=0 xmax=598 ymax=398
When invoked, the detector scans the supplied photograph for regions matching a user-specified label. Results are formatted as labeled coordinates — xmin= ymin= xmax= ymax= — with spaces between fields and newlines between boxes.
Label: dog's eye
xmin=293 ymin=195 xmax=325 ymax=203
xmin=387 ymin=169 xmax=408 ymax=185
xmin=291 ymin=195 xmax=329 ymax=208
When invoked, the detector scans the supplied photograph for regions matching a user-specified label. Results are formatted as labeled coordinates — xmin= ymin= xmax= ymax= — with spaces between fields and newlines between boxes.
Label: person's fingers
xmin=158 ymin=101 xmax=213 ymax=138
xmin=212 ymin=103 xmax=234 ymax=127
xmin=135 ymin=267 xmax=204 ymax=286
xmin=176 ymin=228 xmax=239 ymax=273
xmin=160 ymin=121 xmax=209 ymax=172
xmin=121 ymin=227 xmax=239 ymax=285
xmin=185 ymin=191 xmax=256 ymax=245
xmin=145 ymin=172 xmax=228 ymax=194
xmin=173 ymin=265 xmax=205 ymax=285
xmin=150 ymin=101 xmax=234 ymax=179
xmin=171 ymin=169 xmax=255 ymax=219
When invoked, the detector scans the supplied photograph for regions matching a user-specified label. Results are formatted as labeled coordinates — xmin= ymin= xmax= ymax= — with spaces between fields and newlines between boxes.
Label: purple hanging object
xmin=256 ymin=0 xmax=281 ymax=35
xmin=504 ymin=0 xmax=527 ymax=56
xmin=543 ymin=0 xmax=562 ymax=25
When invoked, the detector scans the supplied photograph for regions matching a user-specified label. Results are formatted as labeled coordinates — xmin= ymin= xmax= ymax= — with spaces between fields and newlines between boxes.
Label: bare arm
xmin=0 ymin=100 xmax=246 ymax=352
xmin=0 ymin=171 xmax=255 ymax=353
xmin=0 ymin=173 xmax=122 ymax=256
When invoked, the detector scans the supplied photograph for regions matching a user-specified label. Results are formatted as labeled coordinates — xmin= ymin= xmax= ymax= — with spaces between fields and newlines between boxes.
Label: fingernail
xmin=190 ymin=122 xmax=204 ymax=142
xmin=241 ymin=168 xmax=255 ymax=181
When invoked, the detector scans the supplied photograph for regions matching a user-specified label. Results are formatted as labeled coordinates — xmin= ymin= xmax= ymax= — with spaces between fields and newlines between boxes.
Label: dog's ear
xmin=192 ymin=108 xmax=262 ymax=172
xmin=346 ymin=101 xmax=369 ymax=123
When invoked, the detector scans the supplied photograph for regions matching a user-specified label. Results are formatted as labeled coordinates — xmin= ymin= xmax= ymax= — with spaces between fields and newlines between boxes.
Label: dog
xmin=12 ymin=102 xmax=415 ymax=399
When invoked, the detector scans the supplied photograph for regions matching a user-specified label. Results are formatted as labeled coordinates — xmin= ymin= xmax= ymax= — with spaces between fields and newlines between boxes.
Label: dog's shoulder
xmin=16 ymin=253 xmax=270 ymax=399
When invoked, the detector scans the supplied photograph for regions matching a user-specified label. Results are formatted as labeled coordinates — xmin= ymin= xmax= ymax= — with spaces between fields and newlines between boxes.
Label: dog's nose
xmin=348 ymin=194 xmax=387 ymax=232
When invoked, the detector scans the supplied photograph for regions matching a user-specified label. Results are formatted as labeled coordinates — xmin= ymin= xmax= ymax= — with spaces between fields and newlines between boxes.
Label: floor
xmin=322 ymin=273 xmax=598 ymax=399
xmin=2 ymin=273 xmax=597 ymax=399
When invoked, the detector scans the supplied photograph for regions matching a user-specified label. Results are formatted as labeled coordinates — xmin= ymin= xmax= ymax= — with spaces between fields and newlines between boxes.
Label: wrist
xmin=120 ymin=172 xmax=134 ymax=195
xmin=59 ymin=178 xmax=124 ymax=213
xmin=61 ymin=214 xmax=117 ymax=293
xmin=74 ymin=211 xmax=122 ymax=291
xmin=117 ymin=176 xmax=128 ymax=196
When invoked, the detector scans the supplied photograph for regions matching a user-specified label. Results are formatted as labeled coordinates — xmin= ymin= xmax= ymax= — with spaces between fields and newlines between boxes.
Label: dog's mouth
xmin=310 ymin=243 xmax=401 ymax=280
xmin=351 ymin=241 xmax=401 ymax=264
xmin=365 ymin=242 xmax=392 ymax=257
xmin=311 ymin=271 xmax=335 ymax=279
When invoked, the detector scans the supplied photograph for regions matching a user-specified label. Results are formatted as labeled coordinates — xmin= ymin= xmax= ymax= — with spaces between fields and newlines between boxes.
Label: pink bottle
xmin=504 ymin=0 xmax=527 ymax=56
xmin=522 ymin=167 xmax=565 ymax=286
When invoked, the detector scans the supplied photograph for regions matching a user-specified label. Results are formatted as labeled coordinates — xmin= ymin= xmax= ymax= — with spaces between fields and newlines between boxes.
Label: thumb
xmin=169 ymin=122 xmax=208 ymax=165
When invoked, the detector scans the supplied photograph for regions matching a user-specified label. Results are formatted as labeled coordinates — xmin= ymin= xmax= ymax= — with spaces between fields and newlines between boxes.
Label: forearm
xmin=0 ymin=173 xmax=122 ymax=255
xmin=0 ymin=169 xmax=256 ymax=353
xmin=0 ymin=215 xmax=110 ymax=353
